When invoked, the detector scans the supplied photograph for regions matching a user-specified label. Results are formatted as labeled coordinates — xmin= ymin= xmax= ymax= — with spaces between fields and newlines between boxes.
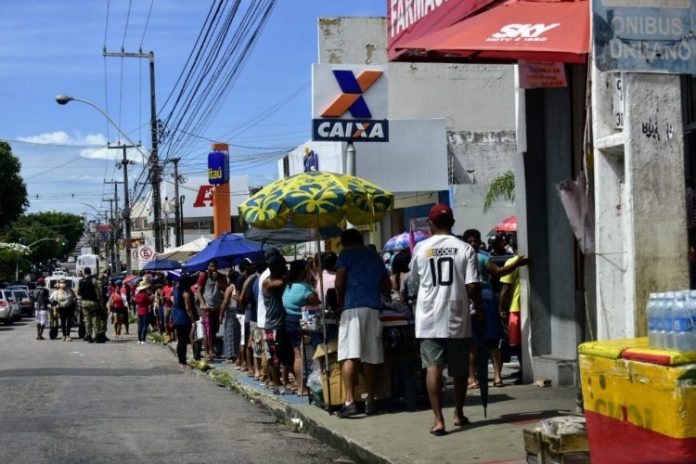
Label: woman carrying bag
xmin=171 ymin=274 xmax=197 ymax=367
xmin=49 ymin=278 xmax=77 ymax=342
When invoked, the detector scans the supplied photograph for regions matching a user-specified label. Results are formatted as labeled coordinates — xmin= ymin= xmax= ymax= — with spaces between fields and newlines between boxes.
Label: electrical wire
xmin=139 ymin=0 xmax=154 ymax=50
xmin=122 ymin=0 xmax=133 ymax=49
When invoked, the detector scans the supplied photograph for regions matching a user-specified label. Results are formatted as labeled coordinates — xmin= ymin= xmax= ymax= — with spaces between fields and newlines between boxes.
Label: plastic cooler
xmin=578 ymin=337 xmax=696 ymax=463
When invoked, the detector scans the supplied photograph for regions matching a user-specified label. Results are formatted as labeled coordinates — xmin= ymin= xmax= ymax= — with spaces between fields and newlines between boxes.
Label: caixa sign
xmin=207 ymin=151 xmax=229 ymax=185
xmin=311 ymin=64 xmax=389 ymax=142
xmin=312 ymin=119 xmax=388 ymax=142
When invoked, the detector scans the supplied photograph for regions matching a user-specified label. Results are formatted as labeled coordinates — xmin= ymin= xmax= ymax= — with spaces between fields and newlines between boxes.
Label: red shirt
xmin=111 ymin=292 xmax=125 ymax=310
xmin=163 ymin=285 xmax=173 ymax=308
xmin=134 ymin=290 xmax=152 ymax=316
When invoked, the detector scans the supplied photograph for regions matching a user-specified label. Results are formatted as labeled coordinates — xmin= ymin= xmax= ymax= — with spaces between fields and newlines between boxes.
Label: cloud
xmin=17 ymin=130 xmax=146 ymax=163
xmin=18 ymin=130 xmax=106 ymax=146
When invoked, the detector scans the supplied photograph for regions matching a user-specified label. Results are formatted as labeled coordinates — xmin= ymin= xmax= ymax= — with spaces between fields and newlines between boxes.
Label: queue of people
xmin=31 ymin=207 xmax=528 ymax=438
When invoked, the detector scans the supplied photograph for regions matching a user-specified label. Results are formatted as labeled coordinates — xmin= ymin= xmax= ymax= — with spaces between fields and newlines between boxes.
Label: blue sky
xmin=0 ymin=0 xmax=385 ymax=217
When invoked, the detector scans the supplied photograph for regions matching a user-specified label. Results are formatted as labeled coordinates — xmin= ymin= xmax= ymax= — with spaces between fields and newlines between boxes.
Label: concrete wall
xmin=317 ymin=16 xmax=516 ymax=201
xmin=593 ymin=68 xmax=689 ymax=339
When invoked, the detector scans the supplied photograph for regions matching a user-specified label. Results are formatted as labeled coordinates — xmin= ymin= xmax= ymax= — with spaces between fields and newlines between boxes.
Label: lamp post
xmin=16 ymin=238 xmax=61 ymax=281
xmin=55 ymin=94 xmax=164 ymax=253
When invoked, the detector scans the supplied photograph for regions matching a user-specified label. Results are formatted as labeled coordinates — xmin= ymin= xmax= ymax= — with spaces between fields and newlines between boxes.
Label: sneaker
xmin=84 ymin=335 xmax=93 ymax=343
xmin=65 ymin=336 xmax=72 ymax=342
xmin=337 ymin=402 xmax=359 ymax=418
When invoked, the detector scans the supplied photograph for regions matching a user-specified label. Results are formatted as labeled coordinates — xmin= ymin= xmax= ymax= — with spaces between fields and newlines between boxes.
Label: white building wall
xmin=317 ymin=16 xmax=517 ymax=233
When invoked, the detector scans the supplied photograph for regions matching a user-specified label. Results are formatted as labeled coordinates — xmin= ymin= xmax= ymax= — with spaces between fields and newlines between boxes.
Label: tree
xmin=483 ymin=170 xmax=515 ymax=212
xmin=3 ymin=212 xmax=85 ymax=262
xmin=0 ymin=141 xmax=28 ymax=227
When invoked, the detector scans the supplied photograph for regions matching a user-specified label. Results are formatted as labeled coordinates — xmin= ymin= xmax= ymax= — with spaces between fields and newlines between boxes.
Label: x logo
xmin=321 ymin=70 xmax=383 ymax=118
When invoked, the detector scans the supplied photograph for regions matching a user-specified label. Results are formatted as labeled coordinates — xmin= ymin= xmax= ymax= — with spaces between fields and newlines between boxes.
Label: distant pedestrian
xmin=134 ymin=281 xmax=152 ymax=345
xmin=282 ymin=259 xmax=320 ymax=395
xmin=108 ymin=282 xmax=127 ymax=339
xmin=171 ymin=274 xmax=197 ymax=368
xmin=33 ymin=278 xmax=50 ymax=340
xmin=335 ymin=228 xmax=391 ymax=418
xmin=196 ymin=260 xmax=227 ymax=361
xmin=263 ymin=253 xmax=292 ymax=390
xmin=77 ymin=267 xmax=105 ymax=343
xmin=221 ymin=270 xmax=241 ymax=363
xmin=50 ymin=277 xmax=77 ymax=342
xmin=410 ymin=204 xmax=482 ymax=436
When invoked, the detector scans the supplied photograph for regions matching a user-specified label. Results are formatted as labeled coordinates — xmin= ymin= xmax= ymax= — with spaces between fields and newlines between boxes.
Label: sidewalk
xmin=156 ymin=339 xmax=578 ymax=464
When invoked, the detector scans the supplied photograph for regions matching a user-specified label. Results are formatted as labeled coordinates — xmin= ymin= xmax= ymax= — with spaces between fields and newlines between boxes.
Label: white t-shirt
xmin=256 ymin=268 xmax=271 ymax=329
xmin=410 ymin=234 xmax=480 ymax=339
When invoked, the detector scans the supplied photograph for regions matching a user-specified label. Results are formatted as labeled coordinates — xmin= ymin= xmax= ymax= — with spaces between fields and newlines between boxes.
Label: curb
xmin=155 ymin=338 xmax=392 ymax=464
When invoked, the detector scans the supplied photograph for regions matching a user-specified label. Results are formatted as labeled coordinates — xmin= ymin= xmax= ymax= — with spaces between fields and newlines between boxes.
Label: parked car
xmin=0 ymin=290 xmax=13 ymax=325
xmin=0 ymin=289 xmax=20 ymax=324
xmin=9 ymin=288 xmax=33 ymax=317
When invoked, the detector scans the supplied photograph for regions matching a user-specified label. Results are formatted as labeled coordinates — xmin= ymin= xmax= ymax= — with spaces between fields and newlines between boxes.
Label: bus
xmin=76 ymin=254 xmax=100 ymax=277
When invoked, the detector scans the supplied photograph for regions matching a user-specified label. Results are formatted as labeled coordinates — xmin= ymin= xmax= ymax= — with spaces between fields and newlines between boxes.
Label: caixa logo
xmin=487 ymin=23 xmax=560 ymax=42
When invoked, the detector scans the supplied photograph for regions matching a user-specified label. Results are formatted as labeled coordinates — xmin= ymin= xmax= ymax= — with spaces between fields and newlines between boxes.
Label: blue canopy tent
xmin=142 ymin=258 xmax=182 ymax=271
xmin=182 ymin=233 xmax=264 ymax=273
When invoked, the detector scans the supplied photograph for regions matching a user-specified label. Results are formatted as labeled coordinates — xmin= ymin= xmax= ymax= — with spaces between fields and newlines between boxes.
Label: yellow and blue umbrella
xmin=238 ymin=171 xmax=393 ymax=230
xmin=239 ymin=170 xmax=393 ymax=413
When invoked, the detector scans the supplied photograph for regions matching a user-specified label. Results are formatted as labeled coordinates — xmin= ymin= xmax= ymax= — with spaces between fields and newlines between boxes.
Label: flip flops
xmin=430 ymin=428 xmax=448 ymax=436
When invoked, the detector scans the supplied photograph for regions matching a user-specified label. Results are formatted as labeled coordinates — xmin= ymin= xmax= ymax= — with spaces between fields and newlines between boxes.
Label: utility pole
xmin=168 ymin=157 xmax=183 ymax=246
xmin=109 ymin=143 xmax=138 ymax=275
xmin=102 ymin=199 xmax=115 ymax=273
xmin=105 ymin=180 xmax=124 ymax=274
xmin=104 ymin=48 xmax=163 ymax=252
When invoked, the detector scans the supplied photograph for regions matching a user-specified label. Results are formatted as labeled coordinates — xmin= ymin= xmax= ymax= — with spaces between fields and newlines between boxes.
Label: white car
xmin=0 ymin=289 xmax=20 ymax=324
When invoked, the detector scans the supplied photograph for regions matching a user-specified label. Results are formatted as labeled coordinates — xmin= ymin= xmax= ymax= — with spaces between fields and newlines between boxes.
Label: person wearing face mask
xmin=196 ymin=260 xmax=228 ymax=361
xmin=50 ymin=278 xmax=78 ymax=341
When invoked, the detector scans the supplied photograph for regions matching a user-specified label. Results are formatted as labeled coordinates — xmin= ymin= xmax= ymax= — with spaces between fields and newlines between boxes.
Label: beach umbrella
xmin=494 ymin=215 xmax=517 ymax=232
xmin=239 ymin=171 xmax=393 ymax=413
xmin=122 ymin=274 xmax=138 ymax=284
xmin=182 ymin=233 xmax=264 ymax=273
xmin=143 ymin=258 xmax=182 ymax=271
xmin=383 ymin=231 xmax=429 ymax=251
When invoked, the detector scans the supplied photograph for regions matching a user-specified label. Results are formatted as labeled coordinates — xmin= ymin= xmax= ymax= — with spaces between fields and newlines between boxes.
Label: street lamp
xmin=16 ymin=238 xmax=62 ymax=281
xmin=55 ymin=94 xmax=163 ymax=254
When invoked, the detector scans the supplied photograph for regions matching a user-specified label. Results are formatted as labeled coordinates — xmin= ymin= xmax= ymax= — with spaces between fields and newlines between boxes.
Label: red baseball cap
xmin=428 ymin=203 xmax=453 ymax=222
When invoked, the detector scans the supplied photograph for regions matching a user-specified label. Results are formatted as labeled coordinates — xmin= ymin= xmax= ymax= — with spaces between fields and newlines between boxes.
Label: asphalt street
xmin=0 ymin=319 xmax=348 ymax=464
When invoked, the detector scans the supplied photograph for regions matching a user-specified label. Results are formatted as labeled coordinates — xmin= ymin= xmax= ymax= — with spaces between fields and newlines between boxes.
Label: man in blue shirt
xmin=335 ymin=228 xmax=391 ymax=418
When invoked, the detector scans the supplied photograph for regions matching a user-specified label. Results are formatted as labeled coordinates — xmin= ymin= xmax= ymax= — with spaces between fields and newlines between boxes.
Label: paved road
xmin=0 ymin=319 xmax=348 ymax=464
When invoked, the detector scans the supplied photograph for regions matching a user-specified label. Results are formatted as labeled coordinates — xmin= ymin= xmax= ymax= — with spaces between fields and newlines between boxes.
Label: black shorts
xmin=265 ymin=327 xmax=294 ymax=369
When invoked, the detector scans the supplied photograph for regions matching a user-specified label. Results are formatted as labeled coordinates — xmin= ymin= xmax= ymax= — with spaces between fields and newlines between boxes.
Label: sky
xmin=0 ymin=0 xmax=386 ymax=218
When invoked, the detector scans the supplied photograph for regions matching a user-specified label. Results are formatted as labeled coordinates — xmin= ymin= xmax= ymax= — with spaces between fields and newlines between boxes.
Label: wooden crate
xmin=524 ymin=421 xmax=589 ymax=464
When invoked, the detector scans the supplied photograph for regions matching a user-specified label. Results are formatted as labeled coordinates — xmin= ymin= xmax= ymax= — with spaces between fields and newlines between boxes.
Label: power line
xmin=122 ymin=0 xmax=133 ymax=49
xmin=139 ymin=0 xmax=154 ymax=49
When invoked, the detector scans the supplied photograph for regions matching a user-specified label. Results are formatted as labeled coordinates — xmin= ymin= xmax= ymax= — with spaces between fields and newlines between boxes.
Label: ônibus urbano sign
xmin=311 ymin=64 xmax=389 ymax=142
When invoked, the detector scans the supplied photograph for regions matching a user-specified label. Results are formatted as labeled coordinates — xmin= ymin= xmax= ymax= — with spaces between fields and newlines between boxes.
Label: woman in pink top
xmin=314 ymin=252 xmax=337 ymax=303
xmin=134 ymin=281 xmax=152 ymax=344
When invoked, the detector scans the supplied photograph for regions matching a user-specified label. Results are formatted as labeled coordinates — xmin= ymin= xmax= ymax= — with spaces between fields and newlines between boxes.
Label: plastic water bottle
xmin=647 ymin=293 xmax=659 ymax=347
xmin=660 ymin=292 xmax=675 ymax=349
xmin=653 ymin=293 xmax=666 ymax=348
xmin=673 ymin=291 xmax=689 ymax=351
xmin=687 ymin=291 xmax=696 ymax=351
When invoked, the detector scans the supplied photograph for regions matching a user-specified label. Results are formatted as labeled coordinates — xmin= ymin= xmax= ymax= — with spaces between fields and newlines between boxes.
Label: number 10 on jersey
xmin=428 ymin=256 xmax=453 ymax=286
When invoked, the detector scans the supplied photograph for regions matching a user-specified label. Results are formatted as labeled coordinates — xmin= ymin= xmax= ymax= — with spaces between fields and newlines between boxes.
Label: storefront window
xmin=681 ymin=76 xmax=696 ymax=288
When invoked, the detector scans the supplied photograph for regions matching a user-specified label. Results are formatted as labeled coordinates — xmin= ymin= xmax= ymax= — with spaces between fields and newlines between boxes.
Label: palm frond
xmin=483 ymin=170 xmax=515 ymax=213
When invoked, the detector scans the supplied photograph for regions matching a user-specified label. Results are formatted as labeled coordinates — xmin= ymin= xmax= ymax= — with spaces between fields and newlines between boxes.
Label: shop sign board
xmin=613 ymin=74 xmax=624 ymax=129
xmin=387 ymin=0 xmax=495 ymax=60
xmin=518 ymin=61 xmax=568 ymax=89
xmin=594 ymin=0 xmax=696 ymax=73
xmin=312 ymin=64 xmax=389 ymax=142
xmin=207 ymin=151 xmax=229 ymax=185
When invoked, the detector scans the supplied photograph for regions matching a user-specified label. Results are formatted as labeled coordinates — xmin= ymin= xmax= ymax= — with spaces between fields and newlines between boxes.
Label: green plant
xmin=483 ymin=170 xmax=515 ymax=213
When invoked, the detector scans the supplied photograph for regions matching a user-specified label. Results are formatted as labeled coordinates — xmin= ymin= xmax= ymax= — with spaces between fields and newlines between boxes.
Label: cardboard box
xmin=314 ymin=341 xmax=390 ymax=406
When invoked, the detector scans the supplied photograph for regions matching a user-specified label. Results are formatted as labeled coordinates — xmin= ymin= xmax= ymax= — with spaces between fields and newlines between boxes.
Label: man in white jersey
xmin=410 ymin=203 xmax=482 ymax=436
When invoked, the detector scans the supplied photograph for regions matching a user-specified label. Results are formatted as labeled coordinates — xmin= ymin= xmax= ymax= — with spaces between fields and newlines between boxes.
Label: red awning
xmin=395 ymin=0 xmax=590 ymax=64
